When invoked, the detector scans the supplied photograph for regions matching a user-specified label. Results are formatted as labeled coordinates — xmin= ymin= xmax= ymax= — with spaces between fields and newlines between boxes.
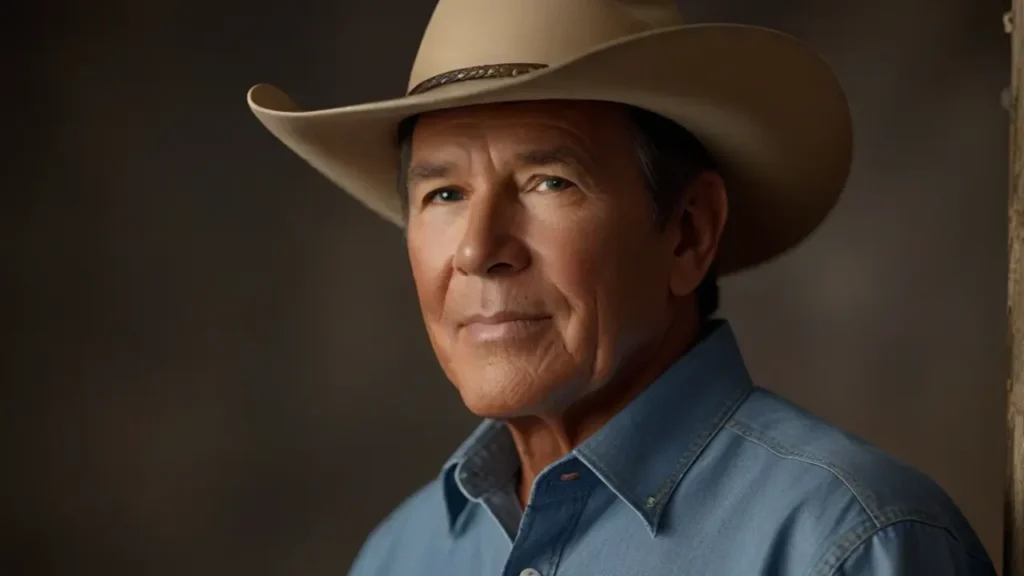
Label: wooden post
xmin=1007 ymin=1 xmax=1024 ymax=574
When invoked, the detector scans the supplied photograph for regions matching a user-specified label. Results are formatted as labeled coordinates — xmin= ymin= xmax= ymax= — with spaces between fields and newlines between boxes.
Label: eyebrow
xmin=515 ymin=146 xmax=590 ymax=171
xmin=405 ymin=146 xmax=593 ymax=188
xmin=406 ymin=161 xmax=454 ymax=188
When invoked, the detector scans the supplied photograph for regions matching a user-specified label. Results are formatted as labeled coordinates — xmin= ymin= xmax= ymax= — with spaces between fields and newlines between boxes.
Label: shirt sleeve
xmin=832 ymin=520 xmax=996 ymax=576
xmin=347 ymin=513 xmax=401 ymax=576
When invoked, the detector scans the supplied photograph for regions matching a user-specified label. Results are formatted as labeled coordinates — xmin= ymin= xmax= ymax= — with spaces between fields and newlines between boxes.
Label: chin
xmin=451 ymin=360 xmax=582 ymax=419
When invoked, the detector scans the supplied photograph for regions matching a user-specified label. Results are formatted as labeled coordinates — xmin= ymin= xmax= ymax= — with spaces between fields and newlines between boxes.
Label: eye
xmin=423 ymin=188 xmax=465 ymax=204
xmin=536 ymin=177 xmax=575 ymax=192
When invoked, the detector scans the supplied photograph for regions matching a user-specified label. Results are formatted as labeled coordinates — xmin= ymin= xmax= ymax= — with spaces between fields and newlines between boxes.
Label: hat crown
xmin=407 ymin=0 xmax=685 ymax=93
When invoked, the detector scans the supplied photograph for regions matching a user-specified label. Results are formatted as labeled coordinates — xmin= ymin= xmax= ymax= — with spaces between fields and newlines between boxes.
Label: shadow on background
xmin=8 ymin=0 xmax=1010 ymax=574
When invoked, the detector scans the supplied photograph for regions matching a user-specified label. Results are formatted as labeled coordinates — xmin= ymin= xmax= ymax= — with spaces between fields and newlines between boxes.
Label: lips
xmin=460 ymin=311 xmax=550 ymax=326
xmin=459 ymin=312 xmax=552 ymax=342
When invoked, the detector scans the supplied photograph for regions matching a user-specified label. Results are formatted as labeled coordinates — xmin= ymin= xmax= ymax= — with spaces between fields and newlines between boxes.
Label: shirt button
xmin=519 ymin=570 xmax=541 ymax=576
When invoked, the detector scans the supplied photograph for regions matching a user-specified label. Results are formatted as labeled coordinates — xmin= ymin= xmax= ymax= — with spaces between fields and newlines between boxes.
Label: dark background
xmin=9 ymin=0 xmax=1011 ymax=574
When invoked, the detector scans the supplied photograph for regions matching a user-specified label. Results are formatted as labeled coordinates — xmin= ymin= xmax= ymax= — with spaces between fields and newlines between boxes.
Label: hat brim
xmin=248 ymin=23 xmax=852 ymax=275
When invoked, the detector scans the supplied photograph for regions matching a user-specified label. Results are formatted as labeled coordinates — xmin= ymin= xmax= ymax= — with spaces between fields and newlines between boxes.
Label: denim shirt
xmin=349 ymin=321 xmax=995 ymax=575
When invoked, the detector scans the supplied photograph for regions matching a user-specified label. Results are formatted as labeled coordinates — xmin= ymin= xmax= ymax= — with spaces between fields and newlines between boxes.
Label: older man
xmin=247 ymin=0 xmax=996 ymax=574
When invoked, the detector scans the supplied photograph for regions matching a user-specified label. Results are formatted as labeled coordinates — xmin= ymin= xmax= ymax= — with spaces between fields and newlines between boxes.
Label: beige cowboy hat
xmin=247 ymin=0 xmax=852 ymax=274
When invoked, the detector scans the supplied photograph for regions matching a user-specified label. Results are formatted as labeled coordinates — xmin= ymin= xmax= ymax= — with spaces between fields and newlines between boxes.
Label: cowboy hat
xmin=247 ymin=0 xmax=852 ymax=274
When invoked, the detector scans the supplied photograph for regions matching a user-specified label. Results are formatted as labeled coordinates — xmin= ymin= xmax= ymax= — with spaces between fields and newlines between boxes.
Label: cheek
xmin=534 ymin=220 xmax=618 ymax=369
xmin=540 ymin=216 xmax=668 ymax=382
xmin=407 ymin=231 xmax=455 ymax=342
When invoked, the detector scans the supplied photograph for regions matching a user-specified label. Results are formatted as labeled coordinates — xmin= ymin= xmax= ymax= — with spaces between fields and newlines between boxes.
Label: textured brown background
xmin=8 ymin=0 xmax=1011 ymax=574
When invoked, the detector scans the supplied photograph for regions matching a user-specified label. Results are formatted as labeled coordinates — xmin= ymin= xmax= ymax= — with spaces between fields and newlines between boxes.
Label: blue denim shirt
xmin=349 ymin=321 xmax=995 ymax=575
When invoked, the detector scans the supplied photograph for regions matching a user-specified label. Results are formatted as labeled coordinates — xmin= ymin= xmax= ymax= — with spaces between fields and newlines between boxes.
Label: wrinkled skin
xmin=403 ymin=100 xmax=727 ymax=502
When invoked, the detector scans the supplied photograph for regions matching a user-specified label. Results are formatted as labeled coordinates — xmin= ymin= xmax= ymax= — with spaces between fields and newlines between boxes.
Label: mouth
xmin=459 ymin=312 xmax=552 ymax=342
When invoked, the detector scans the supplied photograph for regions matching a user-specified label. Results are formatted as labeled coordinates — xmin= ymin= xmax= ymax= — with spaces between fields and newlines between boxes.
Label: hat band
xmin=408 ymin=63 xmax=549 ymax=95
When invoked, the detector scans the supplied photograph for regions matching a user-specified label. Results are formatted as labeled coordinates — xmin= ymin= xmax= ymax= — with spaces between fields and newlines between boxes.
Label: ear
xmin=668 ymin=171 xmax=729 ymax=297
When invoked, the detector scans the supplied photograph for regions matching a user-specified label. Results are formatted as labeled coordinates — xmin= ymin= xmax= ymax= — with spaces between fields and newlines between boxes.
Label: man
xmin=247 ymin=0 xmax=996 ymax=574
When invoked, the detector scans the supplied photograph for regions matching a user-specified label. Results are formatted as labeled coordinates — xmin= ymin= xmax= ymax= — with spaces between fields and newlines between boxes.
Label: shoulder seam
xmin=725 ymin=419 xmax=884 ymax=526
xmin=816 ymin=518 xmax=994 ymax=576
xmin=726 ymin=417 xmax=961 ymax=531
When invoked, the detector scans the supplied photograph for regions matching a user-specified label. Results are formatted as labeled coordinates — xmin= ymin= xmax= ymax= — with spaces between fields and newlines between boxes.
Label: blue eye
xmin=425 ymin=188 xmax=464 ymax=204
xmin=538 ymin=177 xmax=573 ymax=192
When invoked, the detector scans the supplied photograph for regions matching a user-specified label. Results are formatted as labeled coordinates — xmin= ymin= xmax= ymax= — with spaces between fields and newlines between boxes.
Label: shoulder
xmin=833 ymin=519 xmax=996 ymax=575
xmin=347 ymin=478 xmax=450 ymax=575
xmin=726 ymin=389 xmax=965 ymax=529
xmin=721 ymin=388 xmax=993 ymax=573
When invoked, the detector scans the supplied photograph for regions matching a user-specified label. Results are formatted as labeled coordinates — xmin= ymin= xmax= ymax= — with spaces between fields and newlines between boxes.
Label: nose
xmin=452 ymin=192 xmax=530 ymax=277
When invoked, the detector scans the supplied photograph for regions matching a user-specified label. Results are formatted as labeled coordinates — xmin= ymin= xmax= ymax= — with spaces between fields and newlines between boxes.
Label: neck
xmin=505 ymin=313 xmax=702 ymax=506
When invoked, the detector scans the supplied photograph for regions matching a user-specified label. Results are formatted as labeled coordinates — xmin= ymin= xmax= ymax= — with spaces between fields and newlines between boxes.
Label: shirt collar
xmin=441 ymin=418 xmax=518 ymax=530
xmin=440 ymin=320 xmax=754 ymax=534
xmin=574 ymin=320 xmax=753 ymax=533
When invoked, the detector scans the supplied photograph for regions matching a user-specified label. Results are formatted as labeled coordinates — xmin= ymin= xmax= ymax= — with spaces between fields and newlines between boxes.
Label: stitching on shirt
xmin=574 ymin=453 xmax=654 ymax=532
xmin=812 ymin=518 xmax=993 ymax=576
xmin=575 ymin=382 xmax=752 ymax=534
xmin=650 ymin=384 xmax=754 ymax=514
xmin=804 ymin=518 xmax=879 ymax=576
xmin=712 ymin=417 xmax=991 ymax=576
xmin=724 ymin=416 xmax=989 ymax=571
xmin=725 ymin=419 xmax=884 ymax=525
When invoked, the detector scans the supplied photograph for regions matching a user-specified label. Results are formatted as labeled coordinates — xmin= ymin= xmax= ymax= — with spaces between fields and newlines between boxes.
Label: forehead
xmin=409 ymin=100 xmax=634 ymax=156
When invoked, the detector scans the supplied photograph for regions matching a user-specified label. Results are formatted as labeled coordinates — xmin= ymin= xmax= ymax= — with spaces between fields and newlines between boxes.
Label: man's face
xmin=404 ymin=101 xmax=686 ymax=418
